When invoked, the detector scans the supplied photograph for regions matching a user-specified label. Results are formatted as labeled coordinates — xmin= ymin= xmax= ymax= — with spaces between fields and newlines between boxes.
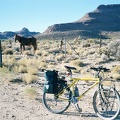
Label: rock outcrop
xmin=0 ymin=27 xmax=40 ymax=39
xmin=37 ymin=4 xmax=120 ymax=40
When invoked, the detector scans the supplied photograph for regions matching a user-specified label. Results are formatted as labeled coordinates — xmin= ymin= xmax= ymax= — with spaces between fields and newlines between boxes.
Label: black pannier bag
xmin=57 ymin=79 xmax=67 ymax=93
xmin=44 ymin=70 xmax=58 ymax=94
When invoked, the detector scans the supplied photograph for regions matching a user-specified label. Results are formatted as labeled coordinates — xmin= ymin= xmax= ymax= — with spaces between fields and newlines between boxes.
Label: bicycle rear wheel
xmin=93 ymin=87 xmax=120 ymax=120
xmin=42 ymin=88 xmax=71 ymax=114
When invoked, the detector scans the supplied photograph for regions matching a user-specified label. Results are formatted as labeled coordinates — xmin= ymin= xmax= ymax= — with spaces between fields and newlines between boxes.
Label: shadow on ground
xmin=63 ymin=111 xmax=120 ymax=120
xmin=63 ymin=111 xmax=98 ymax=118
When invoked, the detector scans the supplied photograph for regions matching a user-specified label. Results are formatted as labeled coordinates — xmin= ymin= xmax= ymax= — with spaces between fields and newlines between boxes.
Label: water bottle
xmin=74 ymin=86 xmax=79 ymax=97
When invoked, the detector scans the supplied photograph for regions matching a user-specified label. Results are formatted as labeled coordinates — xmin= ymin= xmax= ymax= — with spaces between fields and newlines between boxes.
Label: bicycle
xmin=42 ymin=66 xmax=120 ymax=120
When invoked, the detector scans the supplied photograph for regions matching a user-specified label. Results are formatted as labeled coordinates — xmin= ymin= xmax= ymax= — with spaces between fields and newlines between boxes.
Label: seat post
xmin=66 ymin=69 xmax=72 ymax=78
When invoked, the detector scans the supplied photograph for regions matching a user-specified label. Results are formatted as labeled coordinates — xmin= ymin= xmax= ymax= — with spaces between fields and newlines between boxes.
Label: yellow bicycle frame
xmin=70 ymin=77 xmax=99 ymax=100
xmin=56 ymin=77 xmax=99 ymax=101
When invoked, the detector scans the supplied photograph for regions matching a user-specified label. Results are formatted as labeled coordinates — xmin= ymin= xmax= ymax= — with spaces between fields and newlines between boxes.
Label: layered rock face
xmin=44 ymin=4 xmax=120 ymax=34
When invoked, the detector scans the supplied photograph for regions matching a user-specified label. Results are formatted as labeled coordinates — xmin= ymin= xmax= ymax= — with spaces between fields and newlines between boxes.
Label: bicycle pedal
xmin=77 ymin=107 xmax=82 ymax=113
xmin=74 ymin=103 xmax=82 ymax=113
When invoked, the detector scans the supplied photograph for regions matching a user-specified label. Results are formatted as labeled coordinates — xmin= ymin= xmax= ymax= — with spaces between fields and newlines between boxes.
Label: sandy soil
xmin=0 ymin=70 xmax=120 ymax=120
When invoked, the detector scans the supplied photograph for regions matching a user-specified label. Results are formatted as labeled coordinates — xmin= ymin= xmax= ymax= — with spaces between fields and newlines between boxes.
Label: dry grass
xmin=70 ymin=59 xmax=85 ymax=68
xmin=35 ymin=50 xmax=42 ymax=56
xmin=23 ymin=51 xmax=33 ymax=56
xmin=22 ymin=74 xmax=38 ymax=84
xmin=112 ymin=73 xmax=120 ymax=80
xmin=27 ymin=67 xmax=38 ymax=75
xmin=112 ymin=65 xmax=120 ymax=80
xmin=3 ymin=49 xmax=13 ymax=55
xmin=56 ymin=54 xmax=65 ymax=61
xmin=18 ymin=65 xmax=27 ymax=73
xmin=0 ymin=38 xmax=120 ymax=85
xmin=24 ymin=86 xmax=37 ymax=99
xmin=113 ymin=65 xmax=120 ymax=73
xmin=36 ymin=60 xmax=47 ymax=69
xmin=42 ymin=50 xmax=49 ymax=56
xmin=18 ymin=58 xmax=28 ymax=67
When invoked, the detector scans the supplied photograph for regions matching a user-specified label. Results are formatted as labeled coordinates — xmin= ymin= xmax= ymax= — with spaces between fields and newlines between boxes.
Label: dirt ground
xmin=0 ymin=70 xmax=120 ymax=120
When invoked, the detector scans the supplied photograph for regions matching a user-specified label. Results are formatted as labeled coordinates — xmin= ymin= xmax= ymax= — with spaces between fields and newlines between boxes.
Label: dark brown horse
xmin=14 ymin=34 xmax=37 ymax=54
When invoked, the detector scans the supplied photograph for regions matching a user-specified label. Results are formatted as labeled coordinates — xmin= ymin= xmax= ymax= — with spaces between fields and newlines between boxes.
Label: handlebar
xmin=64 ymin=65 xmax=110 ymax=72
xmin=90 ymin=67 xmax=110 ymax=72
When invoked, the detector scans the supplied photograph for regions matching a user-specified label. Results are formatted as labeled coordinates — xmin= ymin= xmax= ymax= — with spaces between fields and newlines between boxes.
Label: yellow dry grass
xmin=24 ymin=86 xmax=37 ymax=99
xmin=22 ymin=74 xmax=38 ymax=84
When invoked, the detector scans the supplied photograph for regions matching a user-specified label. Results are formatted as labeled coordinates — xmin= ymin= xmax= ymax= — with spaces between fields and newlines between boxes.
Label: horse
xmin=14 ymin=34 xmax=37 ymax=54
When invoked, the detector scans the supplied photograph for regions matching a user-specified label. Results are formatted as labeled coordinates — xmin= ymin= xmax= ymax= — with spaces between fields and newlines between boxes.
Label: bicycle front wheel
xmin=42 ymin=88 xmax=71 ymax=114
xmin=93 ymin=87 xmax=120 ymax=120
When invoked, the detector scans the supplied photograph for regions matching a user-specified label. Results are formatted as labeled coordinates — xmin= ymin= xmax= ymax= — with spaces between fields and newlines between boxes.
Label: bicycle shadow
xmin=63 ymin=111 xmax=120 ymax=120
xmin=116 ymin=115 xmax=120 ymax=120
xmin=62 ymin=111 xmax=98 ymax=118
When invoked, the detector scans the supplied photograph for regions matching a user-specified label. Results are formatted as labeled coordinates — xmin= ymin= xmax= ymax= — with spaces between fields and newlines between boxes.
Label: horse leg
xmin=23 ymin=45 xmax=25 ymax=52
xmin=33 ymin=45 xmax=37 ymax=54
xmin=20 ymin=44 xmax=22 ymax=54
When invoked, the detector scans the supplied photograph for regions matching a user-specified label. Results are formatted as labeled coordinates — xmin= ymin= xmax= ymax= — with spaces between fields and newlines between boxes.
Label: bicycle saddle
xmin=64 ymin=66 xmax=76 ymax=70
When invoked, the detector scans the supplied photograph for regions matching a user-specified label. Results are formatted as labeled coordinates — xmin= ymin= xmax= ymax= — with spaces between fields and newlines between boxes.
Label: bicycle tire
xmin=93 ymin=87 xmax=120 ymax=120
xmin=42 ymin=88 xmax=72 ymax=114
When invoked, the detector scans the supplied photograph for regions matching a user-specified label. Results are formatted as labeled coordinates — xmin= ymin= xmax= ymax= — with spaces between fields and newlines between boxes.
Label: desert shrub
xmin=18 ymin=57 xmax=37 ymax=67
xmin=26 ymin=58 xmax=36 ymax=66
xmin=88 ymin=39 xmax=95 ymax=43
xmin=100 ymin=54 xmax=109 ymax=63
xmin=113 ymin=73 xmax=120 ymax=80
xmin=23 ymin=74 xmax=38 ymax=84
xmin=39 ymin=61 xmax=47 ymax=69
xmin=56 ymin=54 xmax=65 ymax=61
xmin=18 ymin=65 xmax=27 ymax=73
xmin=42 ymin=50 xmax=49 ymax=56
xmin=112 ymin=65 xmax=120 ymax=80
xmin=2 ymin=56 xmax=19 ymax=72
xmin=14 ymin=47 xmax=19 ymax=52
xmin=4 ymin=49 xmax=13 ymax=55
xmin=24 ymin=87 xmax=37 ymax=99
xmin=34 ymin=57 xmax=47 ymax=69
xmin=113 ymin=65 xmax=120 ymax=74
xmin=0 ymin=66 xmax=10 ymax=75
xmin=27 ymin=67 xmax=38 ymax=75
xmin=16 ymin=57 xmax=42 ymax=73
xmin=94 ymin=39 xmax=101 ymax=44
xmin=73 ymin=37 xmax=81 ymax=44
xmin=49 ymin=48 xmax=60 ymax=54
xmin=70 ymin=59 xmax=85 ymax=67
xmin=9 ymin=78 xmax=23 ymax=83
xmin=82 ymin=43 xmax=91 ymax=47
xmin=23 ymin=51 xmax=33 ymax=56
xmin=99 ymin=47 xmax=108 ymax=55
xmin=35 ymin=50 xmax=42 ymax=56
xmin=18 ymin=58 xmax=27 ymax=67
xmin=107 ymin=40 xmax=120 ymax=60
xmin=81 ymin=70 xmax=93 ymax=78
xmin=112 ymin=73 xmax=120 ymax=80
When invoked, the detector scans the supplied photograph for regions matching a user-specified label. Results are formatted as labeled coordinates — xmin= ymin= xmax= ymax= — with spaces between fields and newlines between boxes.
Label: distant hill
xmin=0 ymin=27 xmax=40 ymax=39
xmin=37 ymin=4 xmax=120 ymax=40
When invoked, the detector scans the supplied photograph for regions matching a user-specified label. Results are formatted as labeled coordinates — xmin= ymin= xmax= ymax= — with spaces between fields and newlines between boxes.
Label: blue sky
xmin=0 ymin=0 xmax=119 ymax=33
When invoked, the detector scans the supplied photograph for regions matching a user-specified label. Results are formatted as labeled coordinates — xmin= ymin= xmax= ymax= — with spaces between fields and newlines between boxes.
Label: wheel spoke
xmin=42 ymin=88 xmax=71 ymax=114
xmin=93 ymin=88 xmax=120 ymax=120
